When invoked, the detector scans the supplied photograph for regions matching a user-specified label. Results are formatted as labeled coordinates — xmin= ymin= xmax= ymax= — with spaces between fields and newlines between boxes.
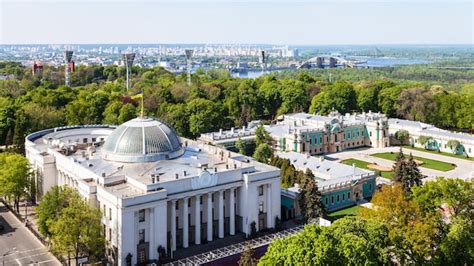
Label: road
xmin=326 ymin=146 xmax=473 ymax=181
xmin=0 ymin=202 xmax=60 ymax=266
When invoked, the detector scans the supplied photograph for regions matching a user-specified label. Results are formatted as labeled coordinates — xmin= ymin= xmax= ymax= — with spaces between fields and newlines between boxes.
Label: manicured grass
xmin=328 ymin=205 xmax=364 ymax=221
xmin=371 ymin=152 xmax=456 ymax=172
xmin=341 ymin=158 xmax=394 ymax=180
xmin=402 ymin=146 xmax=474 ymax=161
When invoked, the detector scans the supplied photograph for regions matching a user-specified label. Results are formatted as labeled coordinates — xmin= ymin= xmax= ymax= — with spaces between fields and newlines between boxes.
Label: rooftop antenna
xmin=122 ymin=52 xmax=136 ymax=91
xmin=64 ymin=50 xmax=74 ymax=86
xmin=185 ymin=49 xmax=194 ymax=86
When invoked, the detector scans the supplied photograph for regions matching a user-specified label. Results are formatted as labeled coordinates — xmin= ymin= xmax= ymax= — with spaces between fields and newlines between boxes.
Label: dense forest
xmin=0 ymin=62 xmax=472 ymax=151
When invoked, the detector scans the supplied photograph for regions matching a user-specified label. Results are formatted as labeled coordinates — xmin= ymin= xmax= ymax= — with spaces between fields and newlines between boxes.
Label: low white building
xmin=388 ymin=119 xmax=474 ymax=157
xmin=26 ymin=117 xmax=280 ymax=265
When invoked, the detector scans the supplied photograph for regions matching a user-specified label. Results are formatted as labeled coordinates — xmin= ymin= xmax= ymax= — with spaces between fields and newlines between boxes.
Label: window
xmin=212 ymin=194 xmax=214 ymax=202
xmin=188 ymin=200 xmax=191 ymax=207
xmin=175 ymin=202 xmax=179 ymax=210
xmin=348 ymin=192 xmax=351 ymax=199
xmin=331 ymin=196 xmax=334 ymax=204
xmin=109 ymin=208 xmax=112 ymax=221
xmin=342 ymin=194 xmax=345 ymax=200
xmin=259 ymin=202 xmax=264 ymax=213
xmin=469 ymin=148 xmax=471 ymax=153
xmin=103 ymin=225 xmax=106 ymax=239
xmin=103 ymin=204 xmax=106 ymax=217
xmin=337 ymin=195 xmax=340 ymax=202
xmin=369 ymin=184 xmax=372 ymax=191
xmin=139 ymin=209 xmax=145 ymax=222
xmin=83 ymin=138 xmax=88 ymax=143
xmin=223 ymin=192 xmax=225 ymax=200
xmin=139 ymin=229 xmax=145 ymax=243
xmin=200 ymin=196 xmax=203 ymax=203
xmin=325 ymin=198 xmax=328 ymax=205
xmin=369 ymin=132 xmax=372 ymax=137
xmin=258 ymin=185 xmax=264 ymax=196
xmin=92 ymin=137 xmax=96 ymax=142
xmin=109 ymin=228 xmax=112 ymax=241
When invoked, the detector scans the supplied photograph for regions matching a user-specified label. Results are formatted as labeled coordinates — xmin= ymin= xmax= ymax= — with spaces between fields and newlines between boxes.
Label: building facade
xmin=388 ymin=118 xmax=474 ymax=157
xmin=200 ymin=111 xmax=390 ymax=155
xmin=26 ymin=117 xmax=280 ymax=265
xmin=278 ymin=152 xmax=376 ymax=217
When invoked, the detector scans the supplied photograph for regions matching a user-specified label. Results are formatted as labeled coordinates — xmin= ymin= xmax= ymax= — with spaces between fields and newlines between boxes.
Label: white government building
xmin=25 ymin=117 xmax=281 ymax=265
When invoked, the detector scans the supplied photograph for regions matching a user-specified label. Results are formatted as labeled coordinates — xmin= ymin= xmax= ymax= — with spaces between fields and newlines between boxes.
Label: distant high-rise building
xmin=64 ymin=50 xmax=74 ymax=86
xmin=185 ymin=49 xmax=194 ymax=86
xmin=122 ymin=53 xmax=136 ymax=91
xmin=260 ymin=50 xmax=267 ymax=72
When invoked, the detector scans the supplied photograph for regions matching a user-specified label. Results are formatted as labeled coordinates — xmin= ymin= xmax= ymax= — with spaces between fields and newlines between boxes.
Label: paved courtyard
xmin=326 ymin=146 xmax=473 ymax=181
xmin=0 ymin=202 xmax=60 ymax=266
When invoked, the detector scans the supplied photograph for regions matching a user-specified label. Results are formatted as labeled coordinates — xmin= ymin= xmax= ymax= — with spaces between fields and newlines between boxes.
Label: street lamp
xmin=3 ymin=247 xmax=17 ymax=266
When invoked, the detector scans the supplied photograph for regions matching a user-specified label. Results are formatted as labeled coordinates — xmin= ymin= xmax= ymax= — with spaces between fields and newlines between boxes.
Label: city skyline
xmin=1 ymin=0 xmax=472 ymax=45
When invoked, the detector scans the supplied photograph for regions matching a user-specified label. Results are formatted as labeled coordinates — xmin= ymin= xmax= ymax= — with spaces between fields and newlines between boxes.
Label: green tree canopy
xmin=0 ymin=153 xmax=32 ymax=212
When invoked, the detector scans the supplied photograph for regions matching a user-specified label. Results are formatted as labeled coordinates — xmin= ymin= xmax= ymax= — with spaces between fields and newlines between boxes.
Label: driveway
xmin=325 ymin=147 xmax=473 ymax=181
xmin=0 ymin=202 xmax=60 ymax=265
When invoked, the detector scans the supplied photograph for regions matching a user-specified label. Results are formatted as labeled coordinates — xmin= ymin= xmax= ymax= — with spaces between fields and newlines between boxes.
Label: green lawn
xmin=328 ymin=205 xmax=363 ymax=221
xmin=371 ymin=152 xmax=456 ymax=172
xmin=402 ymin=146 xmax=474 ymax=162
xmin=341 ymin=158 xmax=394 ymax=180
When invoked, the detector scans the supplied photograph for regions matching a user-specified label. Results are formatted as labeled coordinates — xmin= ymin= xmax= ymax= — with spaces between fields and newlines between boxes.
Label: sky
xmin=0 ymin=0 xmax=472 ymax=45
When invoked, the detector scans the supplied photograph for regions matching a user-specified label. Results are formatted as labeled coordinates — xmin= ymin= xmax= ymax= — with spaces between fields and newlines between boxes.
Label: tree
xmin=412 ymin=177 xmax=473 ymax=218
xmin=235 ymin=138 xmax=248 ymax=155
xmin=36 ymin=186 xmax=76 ymax=237
xmin=50 ymin=192 xmax=104 ymax=265
xmin=0 ymin=153 xmax=31 ymax=212
xmin=394 ymin=129 xmax=409 ymax=145
xmin=187 ymin=98 xmax=222 ymax=138
xmin=238 ymin=244 xmax=256 ymax=266
xmin=446 ymin=139 xmax=461 ymax=154
xmin=253 ymin=143 xmax=273 ymax=163
xmin=403 ymin=153 xmax=424 ymax=193
xmin=259 ymin=217 xmax=391 ymax=266
xmin=309 ymin=81 xmax=357 ymax=115
xmin=118 ymin=103 xmax=137 ymax=123
xmin=392 ymin=148 xmax=407 ymax=183
xmin=360 ymin=184 xmax=439 ymax=264
xmin=417 ymin=135 xmax=432 ymax=149
xmin=255 ymin=124 xmax=271 ymax=147
xmin=298 ymin=171 xmax=325 ymax=222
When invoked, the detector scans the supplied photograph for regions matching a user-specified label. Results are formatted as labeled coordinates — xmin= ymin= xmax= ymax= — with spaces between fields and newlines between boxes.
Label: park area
xmin=371 ymin=152 xmax=456 ymax=172
xmin=402 ymin=146 xmax=474 ymax=161
xmin=341 ymin=158 xmax=394 ymax=179
xmin=327 ymin=205 xmax=367 ymax=221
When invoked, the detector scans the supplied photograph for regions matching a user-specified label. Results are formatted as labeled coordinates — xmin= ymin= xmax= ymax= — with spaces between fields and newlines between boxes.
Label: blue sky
xmin=1 ymin=0 xmax=472 ymax=45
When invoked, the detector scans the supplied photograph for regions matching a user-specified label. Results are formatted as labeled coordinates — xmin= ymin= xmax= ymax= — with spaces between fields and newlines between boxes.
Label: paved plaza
xmin=0 ymin=202 xmax=60 ymax=266
xmin=326 ymin=146 xmax=473 ymax=181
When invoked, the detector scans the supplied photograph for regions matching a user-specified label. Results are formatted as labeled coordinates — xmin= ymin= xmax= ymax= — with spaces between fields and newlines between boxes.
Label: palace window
xmin=175 ymin=202 xmax=179 ymax=210
xmin=258 ymin=185 xmax=264 ymax=196
xmin=337 ymin=195 xmax=340 ymax=202
xmin=109 ymin=228 xmax=112 ymax=241
xmin=188 ymin=200 xmax=191 ymax=207
xmin=325 ymin=198 xmax=328 ymax=205
xmin=342 ymin=194 xmax=345 ymax=201
xmin=331 ymin=196 xmax=334 ymax=204
xmin=83 ymin=138 xmax=88 ymax=143
xmin=138 ymin=209 xmax=145 ymax=222
xmin=139 ymin=229 xmax=145 ymax=243
xmin=348 ymin=192 xmax=351 ymax=199
xmin=259 ymin=202 xmax=264 ymax=213
xmin=109 ymin=208 xmax=112 ymax=221
xmin=92 ymin=137 xmax=96 ymax=143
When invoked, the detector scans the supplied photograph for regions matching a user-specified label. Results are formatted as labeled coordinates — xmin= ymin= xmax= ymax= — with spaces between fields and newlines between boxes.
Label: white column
xmin=149 ymin=208 xmax=155 ymax=259
xmin=266 ymin=183 xmax=272 ymax=229
xmin=194 ymin=195 xmax=201 ymax=245
xmin=230 ymin=188 xmax=235 ymax=235
xmin=207 ymin=192 xmax=213 ymax=242
xmin=183 ymin=198 xmax=189 ymax=248
xmin=170 ymin=200 xmax=177 ymax=251
xmin=218 ymin=190 xmax=224 ymax=238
